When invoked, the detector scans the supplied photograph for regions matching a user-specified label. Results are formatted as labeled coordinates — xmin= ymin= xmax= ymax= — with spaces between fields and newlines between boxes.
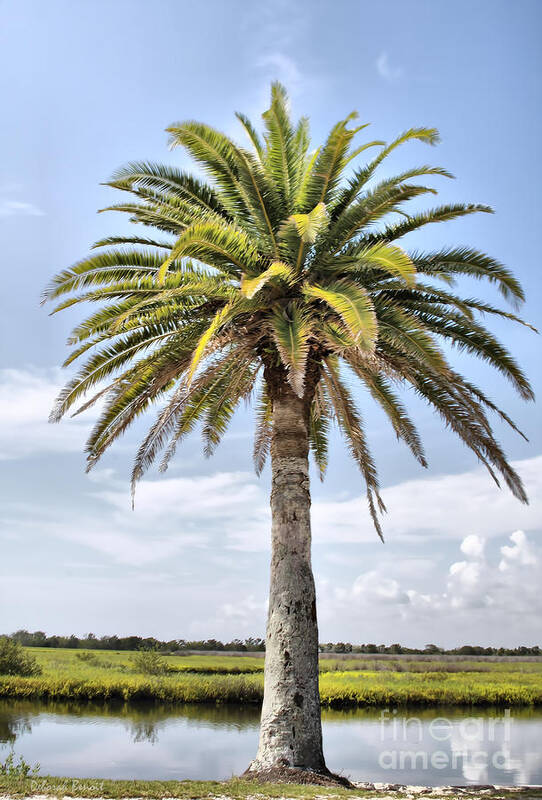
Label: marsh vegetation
xmin=1 ymin=648 xmax=541 ymax=708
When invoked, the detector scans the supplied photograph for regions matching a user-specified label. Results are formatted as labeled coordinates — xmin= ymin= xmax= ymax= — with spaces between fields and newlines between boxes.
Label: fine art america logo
xmin=378 ymin=709 xmax=514 ymax=773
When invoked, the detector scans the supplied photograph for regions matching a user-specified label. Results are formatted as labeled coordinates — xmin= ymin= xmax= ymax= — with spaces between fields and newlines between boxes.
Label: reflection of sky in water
xmin=329 ymin=709 xmax=542 ymax=786
xmin=0 ymin=702 xmax=541 ymax=785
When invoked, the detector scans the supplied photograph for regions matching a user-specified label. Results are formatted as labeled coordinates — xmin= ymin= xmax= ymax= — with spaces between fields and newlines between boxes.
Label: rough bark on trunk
xmin=248 ymin=386 xmax=326 ymax=773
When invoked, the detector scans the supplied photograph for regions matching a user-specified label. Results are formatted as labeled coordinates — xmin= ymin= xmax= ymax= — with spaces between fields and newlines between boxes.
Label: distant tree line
xmin=4 ymin=631 xmax=540 ymax=656
xmin=319 ymin=642 xmax=541 ymax=656
xmin=6 ymin=630 xmax=266 ymax=652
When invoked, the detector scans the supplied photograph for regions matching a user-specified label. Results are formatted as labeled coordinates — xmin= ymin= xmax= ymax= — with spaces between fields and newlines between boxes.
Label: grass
xmin=0 ymin=648 xmax=541 ymax=708
xmin=0 ymin=775 xmax=541 ymax=799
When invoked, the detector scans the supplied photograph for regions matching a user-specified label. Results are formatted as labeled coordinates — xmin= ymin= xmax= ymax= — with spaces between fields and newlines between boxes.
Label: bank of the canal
xmin=1 ymin=776 xmax=542 ymax=800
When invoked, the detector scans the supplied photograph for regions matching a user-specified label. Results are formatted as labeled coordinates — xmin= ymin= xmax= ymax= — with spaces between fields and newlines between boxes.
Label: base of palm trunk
xmin=243 ymin=764 xmax=354 ymax=787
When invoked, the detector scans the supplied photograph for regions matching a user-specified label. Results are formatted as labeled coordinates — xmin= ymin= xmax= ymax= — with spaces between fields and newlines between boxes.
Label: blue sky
xmin=1 ymin=0 xmax=541 ymax=646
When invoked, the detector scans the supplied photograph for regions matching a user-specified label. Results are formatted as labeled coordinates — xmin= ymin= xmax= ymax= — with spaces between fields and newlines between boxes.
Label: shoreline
xmin=1 ymin=776 xmax=542 ymax=800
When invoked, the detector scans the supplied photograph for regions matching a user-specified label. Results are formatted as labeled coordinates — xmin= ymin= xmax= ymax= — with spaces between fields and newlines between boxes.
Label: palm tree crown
xmin=45 ymin=83 xmax=534 ymax=538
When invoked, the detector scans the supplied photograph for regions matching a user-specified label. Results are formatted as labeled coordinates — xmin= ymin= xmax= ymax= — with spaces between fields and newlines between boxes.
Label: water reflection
xmin=0 ymin=700 xmax=540 ymax=786
xmin=0 ymin=705 xmax=33 ymax=746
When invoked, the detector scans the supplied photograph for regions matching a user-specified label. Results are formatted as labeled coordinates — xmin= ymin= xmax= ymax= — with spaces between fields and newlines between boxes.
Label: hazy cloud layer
xmin=0 ymin=368 xmax=93 ymax=459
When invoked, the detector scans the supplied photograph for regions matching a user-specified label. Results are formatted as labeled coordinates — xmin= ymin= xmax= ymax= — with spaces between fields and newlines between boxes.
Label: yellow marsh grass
xmin=0 ymin=648 xmax=541 ymax=707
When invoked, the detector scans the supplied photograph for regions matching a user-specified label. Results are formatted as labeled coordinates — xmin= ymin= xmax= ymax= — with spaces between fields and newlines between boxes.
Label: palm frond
xmin=235 ymin=112 xmax=264 ymax=159
xmin=323 ymin=358 xmax=386 ymax=540
xmin=159 ymin=220 xmax=260 ymax=282
xmin=309 ymin=381 xmax=331 ymax=480
xmin=241 ymin=261 xmax=295 ymax=298
xmin=253 ymin=382 xmax=273 ymax=475
xmin=167 ymin=121 xmax=250 ymax=218
xmin=105 ymin=161 xmax=228 ymax=218
xmin=300 ymin=112 xmax=358 ymax=210
xmin=262 ymin=82 xmax=297 ymax=208
xmin=371 ymin=203 xmax=493 ymax=246
xmin=304 ymin=281 xmax=377 ymax=350
xmin=270 ymin=304 xmax=313 ymax=397
xmin=411 ymin=246 xmax=525 ymax=306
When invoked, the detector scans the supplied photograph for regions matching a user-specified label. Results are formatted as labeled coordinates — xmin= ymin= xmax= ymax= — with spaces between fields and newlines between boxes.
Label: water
xmin=1 ymin=700 xmax=541 ymax=786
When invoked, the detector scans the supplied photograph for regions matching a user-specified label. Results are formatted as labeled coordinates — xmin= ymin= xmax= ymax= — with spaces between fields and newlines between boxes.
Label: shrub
xmin=75 ymin=652 xmax=98 ymax=663
xmin=0 ymin=638 xmax=41 ymax=677
xmin=131 ymin=649 xmax=168 ymax=676
xmin=0 ymin=751 xmax=40 ymax=778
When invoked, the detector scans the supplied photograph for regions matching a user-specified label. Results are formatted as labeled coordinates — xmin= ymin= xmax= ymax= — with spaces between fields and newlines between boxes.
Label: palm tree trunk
xmin=248 ymin=387 xmax=326 ymax=774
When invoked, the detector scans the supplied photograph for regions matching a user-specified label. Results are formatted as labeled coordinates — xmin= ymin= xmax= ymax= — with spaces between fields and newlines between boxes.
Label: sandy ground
xmin=2 ymin=785 xmax=542 ymax=800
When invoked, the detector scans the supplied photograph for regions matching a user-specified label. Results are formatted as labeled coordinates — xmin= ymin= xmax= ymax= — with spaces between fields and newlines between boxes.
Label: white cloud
xmin=99 ymin=471 xmax=263 ymax=521
xmin=221 ymin=594 xmax=266 ymax=623
xmin=59 ymin=524 xmax=203 ymax=567
xmin=0 ymin=368 xmax=93 ymax=459
xmin=460 ymin=534 xmax=485 ymax=559
xmin=352 ymin=571 xmax=410 ymax=605
xmin=0 ymin=184 xmax=44 ymax=218
xmin=257 ymin=52 xmax=303 ymax=92
xmin=311 ymin=455 xmax=542 ymax=544
xmin=2 ymin=468 xmax=265 ymax=568
xmin=376 ymin=51 xmax=403 ymax=81
xmin=3 ymin=367 xmax=540 ymax=552
xmin=4 ymin=450 xmax=541 ymax=642
xmin=327 ymin=530 xmax=541 ymax=636
xmin=0 ymin=199 xmax=44 ymax=217
xmin=499 ymin=529 xmax=537 ymax=571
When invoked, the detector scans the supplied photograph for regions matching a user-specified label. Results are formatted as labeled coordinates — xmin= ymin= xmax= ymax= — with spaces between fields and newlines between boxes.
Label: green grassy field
xmin=0 ymin=648 xmax=541 ymax=707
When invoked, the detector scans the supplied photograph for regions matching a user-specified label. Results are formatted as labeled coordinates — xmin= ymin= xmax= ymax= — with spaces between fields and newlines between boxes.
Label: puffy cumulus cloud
xmin=0 ymin=368 xmax=95 ymax=459
xmin=447 ymin=560 xmax=491 ymax=609
xmin=435 ymin=529 xmax=538 ymax=617
xmin=460 ymin=534 xmax=485 ymax=559
xmin=320 ymin=531 xmax=541 ymax=638
xmin=351 ymin=571 xmax=410 ymax=605
xmin=499 ymin=529 xmax=537 ymax=571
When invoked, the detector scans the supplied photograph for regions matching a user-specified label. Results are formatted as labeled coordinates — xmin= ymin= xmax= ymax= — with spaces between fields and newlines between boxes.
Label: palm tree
xmin=45 ymin=83 xmax=533 ymax=777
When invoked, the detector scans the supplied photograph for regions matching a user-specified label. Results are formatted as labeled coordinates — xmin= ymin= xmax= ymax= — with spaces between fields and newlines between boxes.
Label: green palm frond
xmin=411 ymin=246 xmax=525 ymax=305
xmin=202 ymin=357 xmax=259 ymax=457
xmin=166 ymin=120 xmax=249 ymax=218
xmin=105 ymin=161 xmax=227 ymax=217
xmin=323 ymin=358 xmax=386 ymax=541
xmin=270 ymin=304 xmax=313 ymax=397
xmin=262 ymin=82 xmax=298 ymax=209
xmin=290 ymin=202 xmax=328 ymax=243
xmin=185 ymin=302 xmax=236 ymax=384
xmin=300 ymin=112 xmax=359 ymax=210
xmin=130 ymin=349 xmax=239 ymax=493
xmin=304 ymin=281 xmax=377 ymax=350
xmin=159 ymin=220 xmax=260 ymax=282
xmin=253 ymin=382 xmax=273 ymax=475
xmin=236 ymin=112 xmax=265 ymax=159
xmin=241 ymin=261 xmax=295 ymax=299
xmin=309 ymin=381 xmax=331 ymax=480
xmin=353 ymin=242 xmax=417 ymax=286
xmin=372 ymin=203 xmax=494 ymax=246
